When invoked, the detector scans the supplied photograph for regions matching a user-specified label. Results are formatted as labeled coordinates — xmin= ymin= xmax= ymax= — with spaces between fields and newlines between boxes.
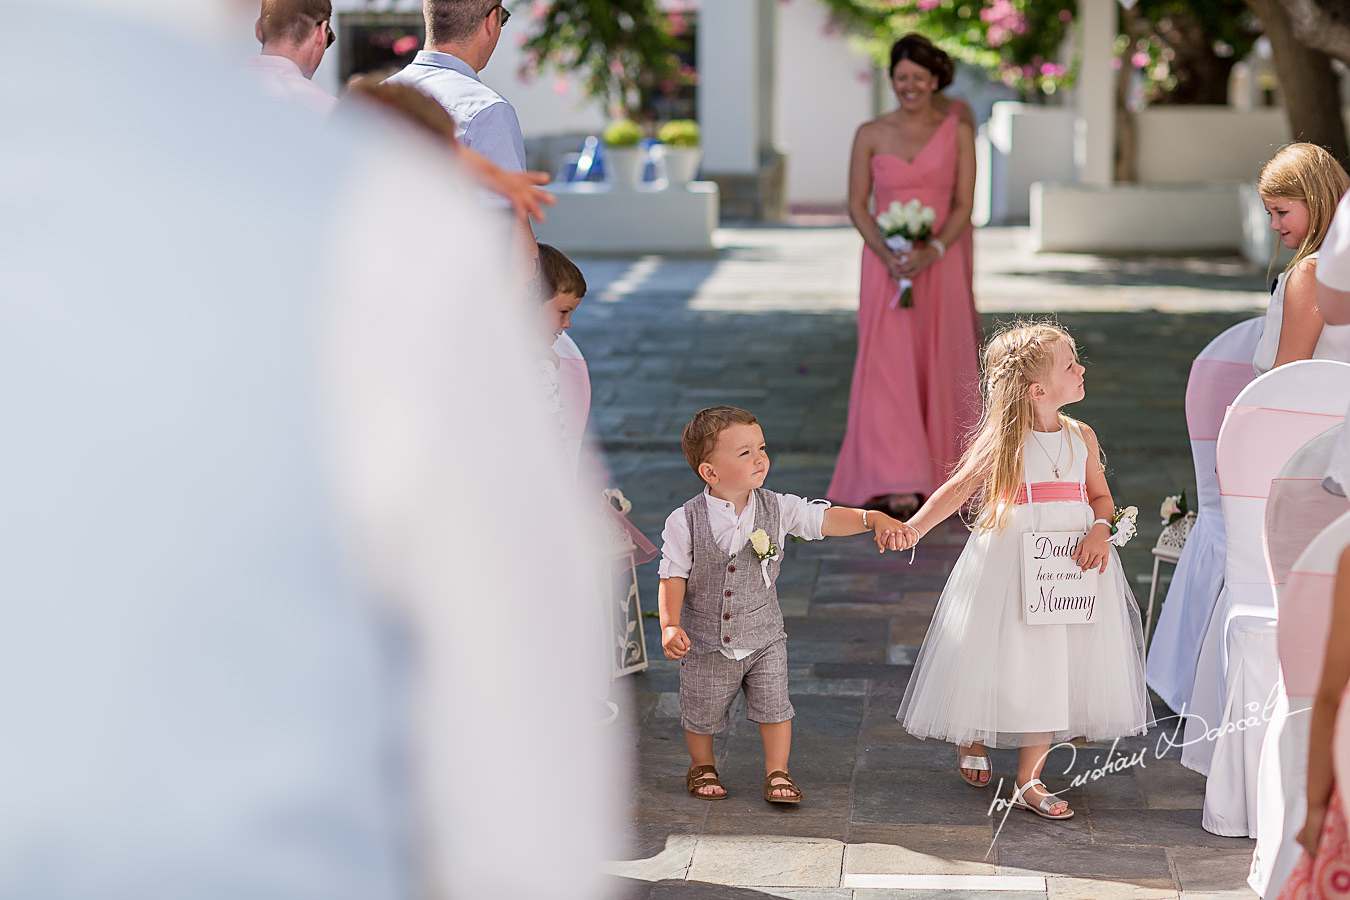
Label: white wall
xmin=774 ymin=0 xmax=875 ymax=206
xmin=1134 ymin=108 xmax=1292 ymax=183
xmin=978 ymin=102 xmax=1076 ymax=225
xmin=1031 ymin=182 xmax=1244 ymax=252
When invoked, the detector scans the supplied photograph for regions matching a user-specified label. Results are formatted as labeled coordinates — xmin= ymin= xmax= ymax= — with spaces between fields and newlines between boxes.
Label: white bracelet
xmin=929 ymin=237 xmax=946 ymax=258
xmin=861 ymin=509 xmax=869 ymax=529
xmin=1091 ymin=518 xmax=1113 ymax=532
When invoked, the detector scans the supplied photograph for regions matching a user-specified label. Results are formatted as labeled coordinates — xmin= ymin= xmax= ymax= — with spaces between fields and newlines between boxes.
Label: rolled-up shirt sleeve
xmin=658 ymin=508 xmax=693 ymax=579
xmin=777 ymin=492 xmax=830 ymax=544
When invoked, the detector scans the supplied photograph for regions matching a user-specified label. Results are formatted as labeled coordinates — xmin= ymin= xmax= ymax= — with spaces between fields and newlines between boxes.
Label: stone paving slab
xmin=584 ymin=225 xmax=1264 ymax=898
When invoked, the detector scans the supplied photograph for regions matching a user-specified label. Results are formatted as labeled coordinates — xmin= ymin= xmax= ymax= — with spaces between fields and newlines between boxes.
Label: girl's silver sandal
xmin=1012 ymin=778 xmax=1074 ymax=819
xmin=958 ymin=752 xmax=991 ymax=787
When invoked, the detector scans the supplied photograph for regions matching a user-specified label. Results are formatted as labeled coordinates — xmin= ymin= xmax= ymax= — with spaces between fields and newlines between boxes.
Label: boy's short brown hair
xmin=538 ymin=244 xmax=587 ymax=300
xmin=682 ymin=406 xmax=759 ymax=479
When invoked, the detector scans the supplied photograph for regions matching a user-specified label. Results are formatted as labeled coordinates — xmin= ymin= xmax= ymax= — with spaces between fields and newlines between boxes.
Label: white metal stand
xmin=1145 ymin=512 xmax=1196 ymax=657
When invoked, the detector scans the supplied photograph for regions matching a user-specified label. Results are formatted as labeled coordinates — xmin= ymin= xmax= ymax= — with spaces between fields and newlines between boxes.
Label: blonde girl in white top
xmin=1253 ymin=143 xmax=1350 ymax=374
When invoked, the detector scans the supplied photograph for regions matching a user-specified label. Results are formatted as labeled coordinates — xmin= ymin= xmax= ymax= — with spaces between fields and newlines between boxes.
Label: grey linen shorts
xmin=679 ymin=638 xmax=794 ymax=734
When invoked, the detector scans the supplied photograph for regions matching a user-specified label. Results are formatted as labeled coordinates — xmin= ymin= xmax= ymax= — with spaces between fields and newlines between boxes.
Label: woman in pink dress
xmin=828 ymin=34 xmax=982 ymax=513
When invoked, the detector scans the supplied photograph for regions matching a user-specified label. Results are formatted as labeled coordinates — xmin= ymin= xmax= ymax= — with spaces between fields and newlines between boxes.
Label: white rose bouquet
xmin=748 ymin=528 xmax=780 ymax=588
xmin=876 ymin=199 xmax=937 ymax=309
xmin=1159 ymin=491 xmax=1189 ymax=527
xmin=1108 ymin=505 xmax=1138 ymax=548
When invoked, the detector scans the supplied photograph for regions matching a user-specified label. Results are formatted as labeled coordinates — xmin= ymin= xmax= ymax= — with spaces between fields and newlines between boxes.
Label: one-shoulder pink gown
xmin=827 ymin=110 xmax=982 ymax=505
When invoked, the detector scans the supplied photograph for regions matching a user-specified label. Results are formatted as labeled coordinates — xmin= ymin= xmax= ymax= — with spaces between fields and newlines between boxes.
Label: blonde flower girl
xmin=894 ymin=322 xmax=1150 ymax=819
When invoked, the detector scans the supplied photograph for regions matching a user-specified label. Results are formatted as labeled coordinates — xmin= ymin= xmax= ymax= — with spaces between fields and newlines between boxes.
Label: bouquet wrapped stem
xmin=885 ymin=235 xmax=915 ymax=308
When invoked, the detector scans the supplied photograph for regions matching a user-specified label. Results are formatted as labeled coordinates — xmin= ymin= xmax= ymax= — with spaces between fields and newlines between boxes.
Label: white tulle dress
xmin=897 ymin=422 xmax=1151 ymax=749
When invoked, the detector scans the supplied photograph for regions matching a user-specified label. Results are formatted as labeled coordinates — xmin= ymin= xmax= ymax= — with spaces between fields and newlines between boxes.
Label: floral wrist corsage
xmin=1108 ymin=505 xmax=1138 ymax=547
xmin=748 ymin=528 xmax=781 ymax=588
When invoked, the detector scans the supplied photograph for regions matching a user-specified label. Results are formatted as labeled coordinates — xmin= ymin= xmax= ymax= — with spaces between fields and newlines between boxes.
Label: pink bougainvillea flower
xmin=1131 ymin=51 xmax=1150 ymax=68
xmin=392 ymin=34 xmax=419 ymax=55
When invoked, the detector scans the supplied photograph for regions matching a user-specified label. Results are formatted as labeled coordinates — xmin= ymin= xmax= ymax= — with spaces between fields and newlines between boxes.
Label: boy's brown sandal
xmin=763 ymin=770 xmax=802 ymax=804
xmin=686 ymin=764 xmax=728 ymax=800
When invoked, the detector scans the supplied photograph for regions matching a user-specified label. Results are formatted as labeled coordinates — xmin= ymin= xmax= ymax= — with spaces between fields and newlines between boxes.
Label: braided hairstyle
xmin=960 ymin=321 xmax=1084 ymax=532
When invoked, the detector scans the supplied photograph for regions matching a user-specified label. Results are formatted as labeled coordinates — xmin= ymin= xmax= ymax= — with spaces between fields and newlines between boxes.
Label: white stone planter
xmin=661 ymin=147 xmax=702 ymax=187
xmin=604 ymin=146 xmax=644 ymax=190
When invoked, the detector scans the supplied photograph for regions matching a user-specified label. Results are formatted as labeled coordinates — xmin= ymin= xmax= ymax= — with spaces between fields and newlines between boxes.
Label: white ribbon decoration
xmin=759 ymin=551 xmax=780 ymax=588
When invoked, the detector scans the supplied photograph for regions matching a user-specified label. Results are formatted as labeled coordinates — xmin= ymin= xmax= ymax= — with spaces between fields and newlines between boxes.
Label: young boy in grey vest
xmin=658 ymin=406 xmax=908 ymax=803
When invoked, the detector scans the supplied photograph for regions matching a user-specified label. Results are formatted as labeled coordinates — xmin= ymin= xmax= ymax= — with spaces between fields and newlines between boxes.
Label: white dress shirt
xmin=384 ymin=51 xmax=526 ymax=207
xmin=240 ymin=53 xmax=337 ymax=117
xmin=659 ymin=489 xmax=830 ymax=658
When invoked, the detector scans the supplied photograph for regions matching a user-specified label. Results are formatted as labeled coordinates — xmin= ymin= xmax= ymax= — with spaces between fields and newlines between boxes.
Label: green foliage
xmin=519 ymin=0 xmax=692 ymax=117
xmin=602 ymin=119 xmax=643 ymax=147
xmin=815 ymin=0 xmax=1076 ymax=98
xmin=657 ymin=119 xmax=700 ymax=147
xmin=816 ymin=0 xmax=1255 ymax=102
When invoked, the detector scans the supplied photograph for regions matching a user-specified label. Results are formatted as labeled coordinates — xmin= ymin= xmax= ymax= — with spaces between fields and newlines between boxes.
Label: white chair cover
xmin=1251 ymin=436 xmax=1350 ymax=896
xmin=1148 ymin=317 xmax=1264 ymax=711
xmin=1184 ymin=360 xmax=1350 ymax=838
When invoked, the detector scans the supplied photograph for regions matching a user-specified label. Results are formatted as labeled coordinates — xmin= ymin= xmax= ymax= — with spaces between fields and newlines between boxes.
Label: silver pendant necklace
xmin=1031 ymin=429 xmax=1065 ymax=479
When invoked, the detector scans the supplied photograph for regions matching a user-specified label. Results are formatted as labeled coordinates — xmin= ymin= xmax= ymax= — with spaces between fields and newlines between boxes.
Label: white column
xmin=697 ymin=0 xmax=760 ymax=174
xmin=1076 ymin=0 xmax=1117 ymax=186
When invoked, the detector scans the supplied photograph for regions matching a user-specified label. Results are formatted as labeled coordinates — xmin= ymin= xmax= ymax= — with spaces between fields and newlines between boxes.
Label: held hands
xmin=1074 ymin=525 xmax=1112 ymax=574
xmin=866 ymin=511 xmax=909 ymax=553
xmin=661 ymin=625 xmax=691 ymax=660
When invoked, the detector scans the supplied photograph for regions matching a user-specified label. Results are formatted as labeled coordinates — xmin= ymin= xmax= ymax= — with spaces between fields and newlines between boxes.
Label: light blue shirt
xmin=385 ymin=51 xmax=527 ymax=182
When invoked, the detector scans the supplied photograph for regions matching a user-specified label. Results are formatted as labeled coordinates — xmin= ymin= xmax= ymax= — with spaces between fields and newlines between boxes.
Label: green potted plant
xmin=602 ymin=119 xmax=645 ymax=190
xmin=656 ymin=119 xmax=701 ymax=187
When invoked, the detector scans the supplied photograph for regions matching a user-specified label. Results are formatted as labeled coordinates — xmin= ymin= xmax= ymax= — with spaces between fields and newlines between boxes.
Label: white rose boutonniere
xmin=748 ymin=528 xmax=780 ymax=588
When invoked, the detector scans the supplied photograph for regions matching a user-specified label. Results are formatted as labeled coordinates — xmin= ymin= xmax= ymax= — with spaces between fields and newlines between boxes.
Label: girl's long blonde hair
xmin=960 ymin=321 xmax=1083 ymax=533
xmin=1257 ymin=142 xmax=1350 ymax=276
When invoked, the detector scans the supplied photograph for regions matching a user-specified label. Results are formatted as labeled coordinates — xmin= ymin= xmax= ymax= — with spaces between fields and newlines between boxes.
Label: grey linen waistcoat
xmin=682 ymin=488 xmax=787 ymax=655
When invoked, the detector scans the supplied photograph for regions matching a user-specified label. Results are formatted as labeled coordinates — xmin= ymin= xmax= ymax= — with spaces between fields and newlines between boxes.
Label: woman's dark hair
xmin=889 ymin=33 xmax=955 ymax=90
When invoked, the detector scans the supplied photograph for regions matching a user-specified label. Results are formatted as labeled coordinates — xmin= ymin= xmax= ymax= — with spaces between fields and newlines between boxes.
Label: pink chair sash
xmin=1280 ymin=570 xmax=1337 ymax=698
xmin=1218 ymin=407 xmax=1345 ymax=499
xmin=1267 ymin=479 xmax=1350 ymax=587
xmin=1187 ymin=360 xmax=1258 ymax=441
xmin=1014 ymin=481 xmax=1088 ymax=505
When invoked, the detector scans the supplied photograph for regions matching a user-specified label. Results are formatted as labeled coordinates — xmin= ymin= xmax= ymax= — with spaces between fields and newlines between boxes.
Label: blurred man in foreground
xmin=0 ymin=1 xmax=618 ymax=898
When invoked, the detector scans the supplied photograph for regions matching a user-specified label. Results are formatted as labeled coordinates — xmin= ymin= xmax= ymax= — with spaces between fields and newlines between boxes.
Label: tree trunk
xmin=1279 ymin=0 xmax=1350 ymax=65
xmin=1247 ymin=0 xmax=1350 ymax=166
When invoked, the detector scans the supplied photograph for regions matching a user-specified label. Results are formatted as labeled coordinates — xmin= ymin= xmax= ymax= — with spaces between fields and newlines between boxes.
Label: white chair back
xmin=1217 ymin=360 xmax=1350 ymax=613
xmin=1266 ymin=425 xmax=1348 ymax=593
xmin=1147 ymin=318 xmax=1263 ymax=712
xmin=1184 ymin=318 xmax=1266 ymax=528
xmin=1284 ymin=510 xmax=1350 ymax=700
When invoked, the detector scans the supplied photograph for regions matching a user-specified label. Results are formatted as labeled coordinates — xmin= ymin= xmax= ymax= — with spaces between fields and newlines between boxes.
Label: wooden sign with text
xmin=1022 ymin=531 xmax=1099 ymax=625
